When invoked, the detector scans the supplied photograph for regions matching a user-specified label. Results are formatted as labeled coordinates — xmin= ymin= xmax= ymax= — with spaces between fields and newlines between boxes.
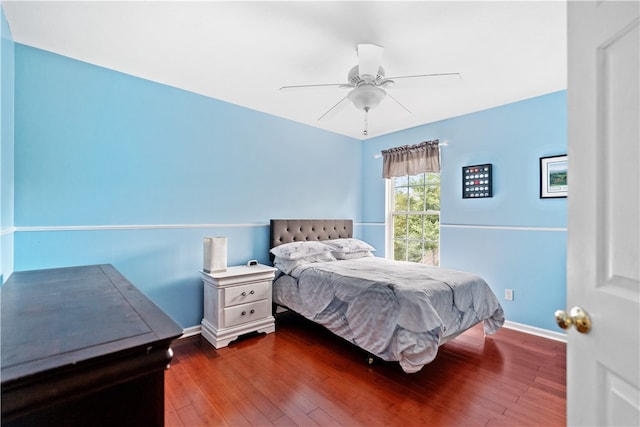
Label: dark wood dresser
xmin=1 ymin=264 xmax=183 ymax=426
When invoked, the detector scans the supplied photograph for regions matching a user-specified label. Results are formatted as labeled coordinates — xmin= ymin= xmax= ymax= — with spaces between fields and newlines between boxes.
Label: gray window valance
xmin=381 ymin=140 xmax=440 ymax=179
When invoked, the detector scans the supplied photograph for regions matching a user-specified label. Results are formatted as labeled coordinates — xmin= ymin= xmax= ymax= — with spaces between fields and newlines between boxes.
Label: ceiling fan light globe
xmin=348 ymin=85 xmax=386 ymax=111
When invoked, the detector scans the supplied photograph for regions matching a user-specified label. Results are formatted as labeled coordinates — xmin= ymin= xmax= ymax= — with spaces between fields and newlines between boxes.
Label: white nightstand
xmin=200 ymin=264 xmax=277 ymax=348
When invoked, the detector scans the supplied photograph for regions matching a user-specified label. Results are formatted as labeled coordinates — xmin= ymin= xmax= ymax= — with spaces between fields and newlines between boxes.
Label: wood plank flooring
xmin=165 ymin=311 xmax=566 ymax=426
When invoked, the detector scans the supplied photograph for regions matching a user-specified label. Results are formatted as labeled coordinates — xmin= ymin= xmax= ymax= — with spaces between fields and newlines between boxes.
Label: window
xmin=387 ymin=172 xmax=440 ymax=266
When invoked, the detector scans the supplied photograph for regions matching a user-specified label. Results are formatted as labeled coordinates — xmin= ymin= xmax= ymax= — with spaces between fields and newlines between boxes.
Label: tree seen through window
xmin=392 ymin=172 xmax=440 ymax=266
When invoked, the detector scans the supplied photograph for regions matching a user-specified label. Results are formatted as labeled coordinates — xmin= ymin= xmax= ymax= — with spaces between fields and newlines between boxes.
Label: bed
xmin=270 ymin=219 xmax=505 ymax=373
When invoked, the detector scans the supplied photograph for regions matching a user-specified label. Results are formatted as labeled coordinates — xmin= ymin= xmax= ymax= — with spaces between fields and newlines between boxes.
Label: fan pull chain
xmin=363 ymin=108 xmax=369 ymax=136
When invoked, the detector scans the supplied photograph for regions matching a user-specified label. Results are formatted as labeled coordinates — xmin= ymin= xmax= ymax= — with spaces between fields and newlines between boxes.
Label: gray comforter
xmin=272 ymin=257 xmax=505 ymax=373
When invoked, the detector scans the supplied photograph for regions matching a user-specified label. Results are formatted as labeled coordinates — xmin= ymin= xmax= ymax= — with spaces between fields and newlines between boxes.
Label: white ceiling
xmin=2 ymin=1 xmax=567 ymax=140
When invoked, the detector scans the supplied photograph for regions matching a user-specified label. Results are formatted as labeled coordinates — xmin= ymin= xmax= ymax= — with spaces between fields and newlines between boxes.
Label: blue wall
xmin=12 ymin=44 xmax=361 ymax=328
xmin=4 ymin=37 xmax=567 ymax=333
xmin=1 ymin=7 xmax=14 ymax=284
xmin=362 ymin=91 xmax=567 ymax=331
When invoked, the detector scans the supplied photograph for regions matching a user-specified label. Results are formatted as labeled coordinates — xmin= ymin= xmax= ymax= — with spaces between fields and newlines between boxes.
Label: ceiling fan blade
xmin=318 ymin=95 xmax=350 ymax=121
xmin=386 ymin=92 xmax=411 ymax=114
xmin=357 ymin=44 xmax=384 ymax=79
xmin=279 ymin=83 xmax=352 ymax=91
xmin=385 ymin=72 xmax=462 ymax=81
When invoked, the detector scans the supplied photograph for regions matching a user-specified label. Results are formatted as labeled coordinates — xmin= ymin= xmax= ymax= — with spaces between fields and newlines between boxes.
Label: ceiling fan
xmin=280 ymin=43 xmax=461 ymax=135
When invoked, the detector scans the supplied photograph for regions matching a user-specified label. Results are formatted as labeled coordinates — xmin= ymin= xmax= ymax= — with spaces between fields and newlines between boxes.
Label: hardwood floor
xmin=165 ymin=311 xmax=566 ymax=426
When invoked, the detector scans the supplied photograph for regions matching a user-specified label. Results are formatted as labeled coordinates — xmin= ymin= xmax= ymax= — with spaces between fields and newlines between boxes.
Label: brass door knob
xmin=555 ymin=306 xmax=592 ymax=333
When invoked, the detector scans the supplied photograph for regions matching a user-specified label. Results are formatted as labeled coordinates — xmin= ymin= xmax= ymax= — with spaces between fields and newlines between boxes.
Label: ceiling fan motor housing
xmin=347 ymin=65 xmax=388 ymax=111
xmin=348 ymin=65 xmax=386 ymax=85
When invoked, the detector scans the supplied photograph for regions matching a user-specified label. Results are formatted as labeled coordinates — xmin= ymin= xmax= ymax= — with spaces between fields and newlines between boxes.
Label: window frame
xmin=385 ymin=172 xmax=441 ymax=265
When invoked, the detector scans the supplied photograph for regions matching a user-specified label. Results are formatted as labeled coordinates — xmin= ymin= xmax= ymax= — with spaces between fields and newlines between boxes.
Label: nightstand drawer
xmin=224 ymin=300 xmax=270 ymax=328
xmin=224 ymin=280 xmax=270 ymax=306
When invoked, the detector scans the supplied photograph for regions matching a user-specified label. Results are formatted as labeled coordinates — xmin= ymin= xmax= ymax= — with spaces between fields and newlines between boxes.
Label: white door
xmin=566 ymin=1 xmax=639 ymax=426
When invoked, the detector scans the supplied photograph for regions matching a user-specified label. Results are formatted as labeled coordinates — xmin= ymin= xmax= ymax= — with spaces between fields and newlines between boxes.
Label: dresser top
xmin=1 ymin=264 xmax=183 ymax=384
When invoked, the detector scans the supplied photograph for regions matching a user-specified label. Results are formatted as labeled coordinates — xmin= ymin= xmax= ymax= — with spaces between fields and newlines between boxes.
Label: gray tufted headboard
xmin=270 ymin=219 xmax=353 ymax=260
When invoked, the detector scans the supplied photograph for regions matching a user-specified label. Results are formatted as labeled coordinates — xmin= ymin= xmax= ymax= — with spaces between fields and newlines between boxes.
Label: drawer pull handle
xmin=250 ymin=309 xmax=255 ymax=314
xmin=240 ymin=290 xmax=256 ymax=297
xmin=241 ymin=311 xmax=246 ymax=316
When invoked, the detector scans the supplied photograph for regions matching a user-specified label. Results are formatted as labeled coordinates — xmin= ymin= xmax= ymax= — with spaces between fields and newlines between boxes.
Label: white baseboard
xmin=180 ymin=325 xmax=202 ymax=339
xmin=503 ymin=320 xmax=567 ymax=343
xmin=177 ymin=320 xmax=567 ymax=343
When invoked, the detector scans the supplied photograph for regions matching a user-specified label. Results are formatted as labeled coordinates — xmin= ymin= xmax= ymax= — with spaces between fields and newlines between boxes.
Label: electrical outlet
xmin=504 ymin=289 xmax=514 ymax=301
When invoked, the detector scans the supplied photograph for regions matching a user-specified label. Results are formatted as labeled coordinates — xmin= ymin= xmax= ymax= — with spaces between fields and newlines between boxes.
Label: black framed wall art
xmin=462 ymin=163 xmax=492 ymax=199
xmin=540 ymin=155 xmax=567 ymax=198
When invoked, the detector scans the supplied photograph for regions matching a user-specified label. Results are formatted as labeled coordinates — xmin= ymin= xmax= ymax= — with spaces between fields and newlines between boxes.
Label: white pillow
xmin=270 ymin=240 xmax=333 ymax=261
xmin=333 ymin=251 xmax=375 ymax=260
xmin=274 ymin=252 xmax=336 ymax=275
xmin=322 ymin=238 xmax=375 ymax=254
